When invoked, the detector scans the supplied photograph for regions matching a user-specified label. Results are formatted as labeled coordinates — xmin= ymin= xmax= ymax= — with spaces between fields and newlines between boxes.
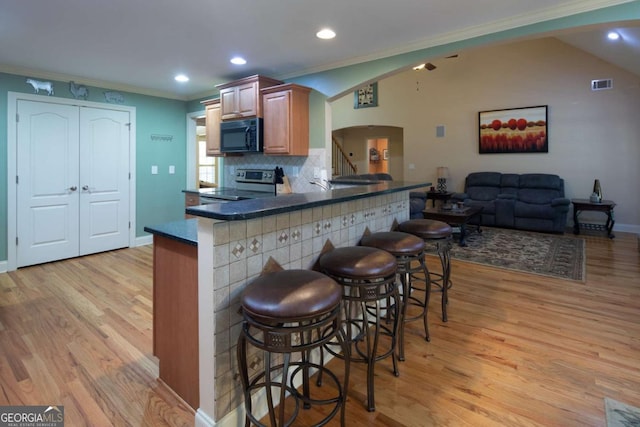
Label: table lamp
xmin=436 ymin=167 xmax=449 ymax=192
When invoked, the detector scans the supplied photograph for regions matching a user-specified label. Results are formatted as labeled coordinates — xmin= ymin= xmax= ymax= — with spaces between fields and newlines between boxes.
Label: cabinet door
xmin=263 ymin=90 xmax=291 ymax=154
xmin=262 ymin=84 xmax=310 ymax=156
xmin=185 ymin=193 xmax=200 ymax=219
xmin=219 ymin=87 xmax=238 ymax=120
xmin=205 ymin=102 xmax=222 ymax=156
xmin=237 ymin=81 xmax=258 ymax=117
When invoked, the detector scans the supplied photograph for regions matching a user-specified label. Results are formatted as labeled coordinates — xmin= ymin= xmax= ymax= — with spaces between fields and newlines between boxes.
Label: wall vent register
xmin=591 ymin=78 xmax=613 ymax=91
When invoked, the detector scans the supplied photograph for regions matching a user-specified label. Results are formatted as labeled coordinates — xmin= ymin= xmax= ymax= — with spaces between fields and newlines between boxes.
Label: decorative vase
xmin=592 ymin=179 xmax=603 ymax=202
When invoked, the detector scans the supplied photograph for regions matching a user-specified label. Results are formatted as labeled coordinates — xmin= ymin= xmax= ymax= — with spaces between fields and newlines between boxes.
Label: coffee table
xmin=422 ymin=206 xmax=483 ymax=246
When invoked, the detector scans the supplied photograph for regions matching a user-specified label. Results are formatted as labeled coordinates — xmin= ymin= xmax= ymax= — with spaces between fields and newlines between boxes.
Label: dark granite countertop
xmin=186 ymin=181 xmax=431 ymax=221
xmin=144 ymin=218 xmax=198 ymax=246
xmin=184 ymin=188 xmax=220 ymax=196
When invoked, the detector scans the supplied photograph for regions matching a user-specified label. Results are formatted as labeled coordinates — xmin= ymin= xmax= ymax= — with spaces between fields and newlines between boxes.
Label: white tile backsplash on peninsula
xmin=207 ymin=190 xmax=410 ymax=420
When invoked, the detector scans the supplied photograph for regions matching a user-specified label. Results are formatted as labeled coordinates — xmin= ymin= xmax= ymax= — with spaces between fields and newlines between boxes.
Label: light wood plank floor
xmin=1 ymin=231 xmax=638 ymax=426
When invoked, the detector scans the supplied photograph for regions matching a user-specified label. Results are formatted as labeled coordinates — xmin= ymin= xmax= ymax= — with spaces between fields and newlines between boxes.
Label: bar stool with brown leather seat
xmin=318 ymin=246 xmax=399 ymax=412
xmin=359 ymin=231 xmax=431 ymax=362
xmin=237 ymin=269 xmax=350 ymax=427
xmin=397 ymin=219 xmax=453 ymax=322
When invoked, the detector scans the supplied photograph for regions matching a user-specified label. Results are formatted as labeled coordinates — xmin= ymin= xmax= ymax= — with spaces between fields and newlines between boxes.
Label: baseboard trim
xmin=0 ymin=260 xmax=7 ymax=274
xmin=612 ymin=223 xmax=640 ymax=235
xmin=135 ymin=235 xmax=153 ymax=247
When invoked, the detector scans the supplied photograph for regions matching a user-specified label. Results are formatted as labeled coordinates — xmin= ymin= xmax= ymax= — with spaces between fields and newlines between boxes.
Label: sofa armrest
xmin=409 ymin=192 xmax=427 ymax=218
xmin=451 ymin=192 xmax=468 ymax=202
xmin=409 ymin=191 xmax=427 ymax=200
xmin=551 ymin=197 xmax=570 ymax=212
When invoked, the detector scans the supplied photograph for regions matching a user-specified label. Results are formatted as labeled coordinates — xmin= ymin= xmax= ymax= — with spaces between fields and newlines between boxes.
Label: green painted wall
xmin=1 ymin=73 xmax=187 ymax=262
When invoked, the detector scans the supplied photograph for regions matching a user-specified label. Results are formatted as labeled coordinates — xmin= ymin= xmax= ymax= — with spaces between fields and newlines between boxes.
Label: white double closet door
xmin=16 ymin=100 xmax=131 ymax=267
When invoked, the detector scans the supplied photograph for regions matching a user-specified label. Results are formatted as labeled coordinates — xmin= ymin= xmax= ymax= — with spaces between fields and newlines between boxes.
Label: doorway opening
xmin=195 ymin=117 xmax=218 ymax=188
xmin=367 ymin=138 xmax=389 ymax=174
xmin=332 ymin=125 xmax=404 ymax=179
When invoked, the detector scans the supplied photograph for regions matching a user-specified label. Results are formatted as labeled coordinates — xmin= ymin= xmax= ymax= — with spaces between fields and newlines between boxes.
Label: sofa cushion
xmin=466 ymin=172 xmax=502 ymax=187
xmin=518 ymin=188 xmax=562 ymax=204
xmin=500 ymin=174 xmax=520 ymax=196
xmin=519 ymin=173 xmax=562 ymax=190
xmin=465 ymin=172 xmax=502 ymax=201
xmin=517 ymin=173 xmax=563 ymax=204
xmin=514 ymin=201 xmax=560 ymax=219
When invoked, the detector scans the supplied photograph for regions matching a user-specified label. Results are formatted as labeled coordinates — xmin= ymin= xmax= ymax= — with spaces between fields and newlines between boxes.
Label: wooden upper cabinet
xmin=262 ymin=83 xmax=311 ymax=156
xmin=202 ymin=99 xmax=222 ymax=156
xmin=216 ymin=75 xmax=282 ymax=121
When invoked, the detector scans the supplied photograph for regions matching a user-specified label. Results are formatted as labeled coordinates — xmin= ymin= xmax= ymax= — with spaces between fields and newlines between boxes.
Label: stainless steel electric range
xmin=199 ymin=169 xmax=276 ymax=201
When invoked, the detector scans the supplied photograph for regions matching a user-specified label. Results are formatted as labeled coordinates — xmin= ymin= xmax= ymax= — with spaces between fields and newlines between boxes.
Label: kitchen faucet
xmin=309 ymin=179 xmax=332 ymax=191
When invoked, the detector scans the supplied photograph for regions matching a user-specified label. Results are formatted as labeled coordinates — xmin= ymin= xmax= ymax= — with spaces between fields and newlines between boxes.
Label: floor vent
xmin=591 ymin=78 xmax=613 ymax=91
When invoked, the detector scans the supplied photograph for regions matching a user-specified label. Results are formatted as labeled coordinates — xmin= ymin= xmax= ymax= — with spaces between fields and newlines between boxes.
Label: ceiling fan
xmin=413 ymin=54 xmax=459 ymax=71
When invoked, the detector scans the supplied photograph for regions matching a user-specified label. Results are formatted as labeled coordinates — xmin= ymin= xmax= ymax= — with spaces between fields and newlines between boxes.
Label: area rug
xmin=439 ymin=227 xmax=585 ymax=282
xmin=605 ymin=397 xmax=640 ymax=427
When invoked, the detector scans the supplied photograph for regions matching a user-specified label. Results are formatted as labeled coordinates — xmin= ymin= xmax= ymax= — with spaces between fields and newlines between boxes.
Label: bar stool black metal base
xmin=237 ymin=270 xmax=349 ymax=427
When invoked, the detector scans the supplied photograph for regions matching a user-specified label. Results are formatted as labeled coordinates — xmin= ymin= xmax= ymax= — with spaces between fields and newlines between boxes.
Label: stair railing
xmin=332 ymin=137 xmax=357 ymax=177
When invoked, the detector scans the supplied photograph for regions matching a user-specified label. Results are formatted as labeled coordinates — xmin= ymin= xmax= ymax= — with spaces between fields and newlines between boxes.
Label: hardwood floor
xmin=1 ymin=231 xmax=638 ymax=426
xmin=0 ymin=247 xmax=193 ymax=426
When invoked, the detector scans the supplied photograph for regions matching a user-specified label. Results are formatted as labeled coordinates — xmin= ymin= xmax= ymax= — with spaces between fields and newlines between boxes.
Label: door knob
xmin=82 ymin=185 xmax=89 ymax=191
xmin=69 ymin=186 xmax=77 ymax=191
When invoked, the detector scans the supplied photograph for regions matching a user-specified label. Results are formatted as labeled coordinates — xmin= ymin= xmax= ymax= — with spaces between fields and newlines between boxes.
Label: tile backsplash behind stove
xmin=223 ymin=148 xmax=327 ymax=194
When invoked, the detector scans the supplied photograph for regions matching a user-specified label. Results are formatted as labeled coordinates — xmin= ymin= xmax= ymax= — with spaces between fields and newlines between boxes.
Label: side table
xmin=426 ymin=191 xmax=453 ymax=207
xmin=572 ymin=198 xmax=616 ymax=238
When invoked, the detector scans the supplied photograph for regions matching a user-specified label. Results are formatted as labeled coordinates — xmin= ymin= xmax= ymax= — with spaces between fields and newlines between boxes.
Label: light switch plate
xmin=151 ymin=165 xmax=158 ymax=175
xmin=169 ymin=165 xmax=175 ymax=174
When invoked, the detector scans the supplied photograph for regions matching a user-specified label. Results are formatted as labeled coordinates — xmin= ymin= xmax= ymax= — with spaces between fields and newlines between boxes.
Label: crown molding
xmin=0 ymin=64 xmax=189 ymax=101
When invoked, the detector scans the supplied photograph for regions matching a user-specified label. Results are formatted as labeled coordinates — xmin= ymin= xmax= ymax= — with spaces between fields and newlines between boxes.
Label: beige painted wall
xmin=330 ymin=37 xmax=640 ymax=229
xmin=334 ymin=126 xmax=404 ymax=179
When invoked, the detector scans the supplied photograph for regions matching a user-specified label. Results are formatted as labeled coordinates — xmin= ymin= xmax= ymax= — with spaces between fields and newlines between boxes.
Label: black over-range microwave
xmin=220 ymin=118 xmax=263 ymax=153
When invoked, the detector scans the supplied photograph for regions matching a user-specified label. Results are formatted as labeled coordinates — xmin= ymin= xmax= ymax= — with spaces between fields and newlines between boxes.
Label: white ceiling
xmin=0 ymin=0 xmax=638 ymax=100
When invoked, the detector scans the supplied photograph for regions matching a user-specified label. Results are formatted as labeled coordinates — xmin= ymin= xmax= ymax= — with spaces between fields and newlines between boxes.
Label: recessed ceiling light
xmin=316 ymin=28 xmax=336 ymax=40
xmin=607 ymin=31 xmax=620 ymax=40
xmin=230 ymin=56 xmax=247 ymax=65
xmin=175 ymin=74 xmax=189 ymax=82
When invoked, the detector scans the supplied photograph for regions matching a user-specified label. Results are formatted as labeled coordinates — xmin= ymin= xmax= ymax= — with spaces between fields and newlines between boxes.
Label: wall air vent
xmin=591 ymin=78 xmax=613 ymax=91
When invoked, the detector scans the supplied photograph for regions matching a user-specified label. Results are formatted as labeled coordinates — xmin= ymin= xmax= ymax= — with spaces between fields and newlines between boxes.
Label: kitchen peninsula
xmin=149 ymin=180 xmax=430 ymax=427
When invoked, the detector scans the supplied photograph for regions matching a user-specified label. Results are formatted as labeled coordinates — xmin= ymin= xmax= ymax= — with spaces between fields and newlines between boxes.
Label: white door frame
xmin=7 ymin=91 xmax=137 ymax=271
xmin=186 ymin=109 xmax=223 ymax=190
xmin=186 ymin=110 xmax=202 ymax=190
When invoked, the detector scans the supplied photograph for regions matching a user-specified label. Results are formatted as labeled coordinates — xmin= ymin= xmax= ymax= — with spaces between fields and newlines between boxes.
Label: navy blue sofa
xmin=450 ymin=172 xmax=570 ymax=233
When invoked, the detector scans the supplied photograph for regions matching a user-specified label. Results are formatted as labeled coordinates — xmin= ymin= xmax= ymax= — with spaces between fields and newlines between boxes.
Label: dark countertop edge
xmin=144 ymin=218 xmax=198 ymax=246
xmin=186 ymin=181 xmax=431 ymax=221
xmin=184 ymin=188 xmax=219 ymax=195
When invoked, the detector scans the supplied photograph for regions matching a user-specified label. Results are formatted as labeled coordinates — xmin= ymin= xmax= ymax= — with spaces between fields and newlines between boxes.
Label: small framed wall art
xmin=479 ymin=105 xmax=548 ymax=154
xmin=354 ymin=82 xmax=378 ymax=109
